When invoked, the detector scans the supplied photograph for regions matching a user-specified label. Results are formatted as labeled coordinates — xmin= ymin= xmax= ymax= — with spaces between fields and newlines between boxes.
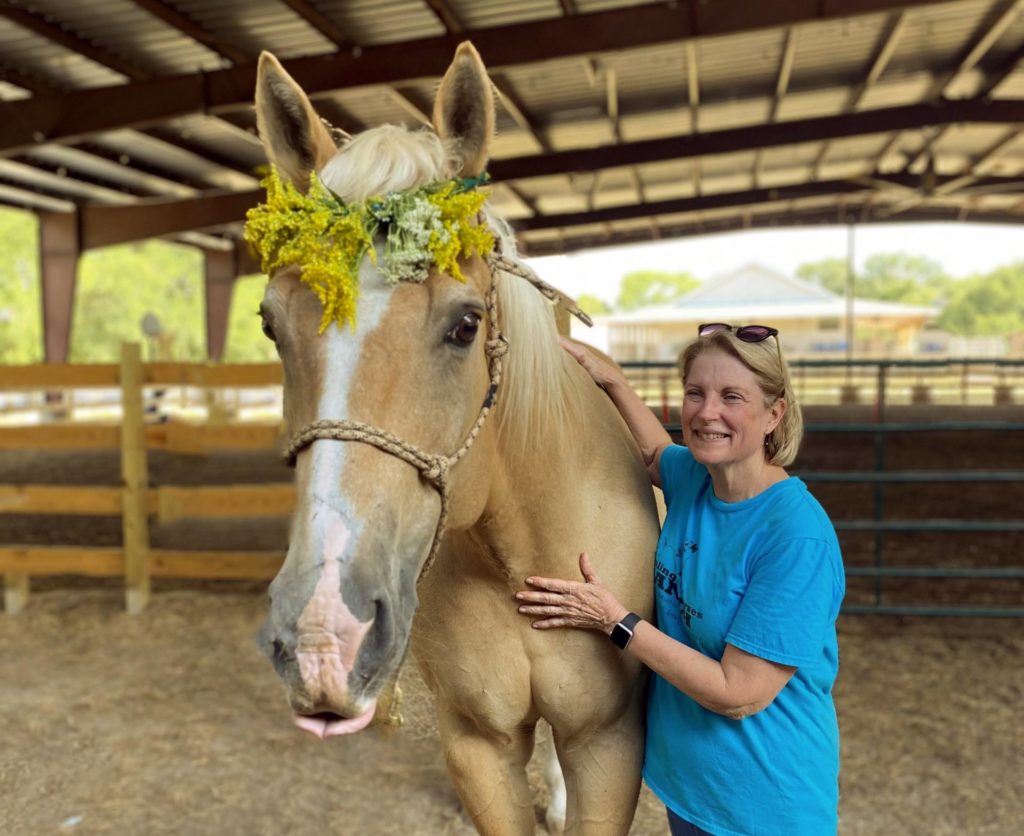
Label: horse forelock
xmin=315 ymin=123 xmax=585 ymax=463
xmin=318 ymin=124 xmax=459 ymax=202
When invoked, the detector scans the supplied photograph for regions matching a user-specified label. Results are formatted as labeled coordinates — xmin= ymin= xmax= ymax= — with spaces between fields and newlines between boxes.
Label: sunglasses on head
xmin=698 ymin=323 xmax=779 ymax=342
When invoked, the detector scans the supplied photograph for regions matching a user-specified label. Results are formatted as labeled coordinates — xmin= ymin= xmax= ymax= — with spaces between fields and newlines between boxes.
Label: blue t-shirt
xmin=643 ymin=445 xmax=845 ymax=836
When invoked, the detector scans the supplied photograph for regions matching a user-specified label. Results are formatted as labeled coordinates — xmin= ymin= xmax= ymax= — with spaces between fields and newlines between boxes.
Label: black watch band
xmin=609 ymin=611 xmax=643 ymax=650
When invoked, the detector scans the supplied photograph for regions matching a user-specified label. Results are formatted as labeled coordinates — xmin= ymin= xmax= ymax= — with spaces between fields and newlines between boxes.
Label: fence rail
xmin=1 ymin=351 xmax=1022 ymax=615
xmin=625 ymin=358 xmax=1024 ymax=417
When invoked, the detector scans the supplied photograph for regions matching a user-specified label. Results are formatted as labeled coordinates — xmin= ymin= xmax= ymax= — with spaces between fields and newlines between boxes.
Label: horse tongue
xmin=293 ymin=705 xmax=376 ymax=739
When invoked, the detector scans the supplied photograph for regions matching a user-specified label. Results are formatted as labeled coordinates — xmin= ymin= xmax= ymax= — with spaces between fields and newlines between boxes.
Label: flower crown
xmin=244 ymin=167 xmax=496 ymax=332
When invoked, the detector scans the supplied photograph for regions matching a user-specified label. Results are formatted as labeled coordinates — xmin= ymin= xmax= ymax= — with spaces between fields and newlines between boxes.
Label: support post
xmin=120 ymin=342 xmax=151 ymax=614
xmin=844 ymin=223 xmax=855 ymax=378
xmin=39 ymin=210 xmax=80 ymax=363
xmin=204 ymin=247 xmax=238 ymax=362
xmin=2 ymin=572 xmax=30 ymax=615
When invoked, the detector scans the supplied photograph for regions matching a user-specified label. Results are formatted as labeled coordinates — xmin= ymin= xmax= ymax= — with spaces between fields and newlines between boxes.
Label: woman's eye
xmin=447 ymin=312 xmax=481 ymax=346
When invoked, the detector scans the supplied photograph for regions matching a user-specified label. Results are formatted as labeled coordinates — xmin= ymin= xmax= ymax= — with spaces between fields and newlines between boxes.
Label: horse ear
xmin=255 ymin=52 xmax=337 ymax=189
xmin=432 ymin=42 xmax=495 ymax=177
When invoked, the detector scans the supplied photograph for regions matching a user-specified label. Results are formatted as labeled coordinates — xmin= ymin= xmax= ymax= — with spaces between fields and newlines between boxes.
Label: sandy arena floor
xmin=2 ymin=405 xmax=1022 ymax=834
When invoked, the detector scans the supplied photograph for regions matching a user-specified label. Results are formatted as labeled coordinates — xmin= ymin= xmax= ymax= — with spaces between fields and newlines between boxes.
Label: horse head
xmin=253 ymin=43 xmax=510 ymax=737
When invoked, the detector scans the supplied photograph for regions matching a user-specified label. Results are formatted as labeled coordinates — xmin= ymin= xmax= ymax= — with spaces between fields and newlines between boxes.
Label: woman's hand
xmin=559 ymin=337 xmax=630 ymax=392
xmin=516 ymin=552 xmax=629 ymax=633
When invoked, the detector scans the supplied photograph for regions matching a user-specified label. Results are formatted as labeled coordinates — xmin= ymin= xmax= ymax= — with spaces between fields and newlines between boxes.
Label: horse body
xmin=254 ymin=43 xmax=660 ymax=834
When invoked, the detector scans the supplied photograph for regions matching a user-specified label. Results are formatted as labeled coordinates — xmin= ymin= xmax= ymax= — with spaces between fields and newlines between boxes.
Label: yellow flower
xmin=244 ymin=167 xmax=495 ymax=332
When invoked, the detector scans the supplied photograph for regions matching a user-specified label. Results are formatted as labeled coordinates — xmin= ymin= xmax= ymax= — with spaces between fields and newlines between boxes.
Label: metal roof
xmin=0 ymin=0 xmax=1022 ymax=260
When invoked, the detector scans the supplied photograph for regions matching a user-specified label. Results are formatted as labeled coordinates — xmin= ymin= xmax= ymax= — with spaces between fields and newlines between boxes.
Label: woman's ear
xmin=255 ymin=51 xmax=338 ymax=189
xmin=432 ymin=42 xmax=495 ymax=177
xmin=767 ymin=398 xmax=787 ymax=435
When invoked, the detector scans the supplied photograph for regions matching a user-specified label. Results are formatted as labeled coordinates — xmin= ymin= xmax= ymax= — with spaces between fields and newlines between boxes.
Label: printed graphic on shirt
xmin=655 ymin=541 xmax=703 ymax=628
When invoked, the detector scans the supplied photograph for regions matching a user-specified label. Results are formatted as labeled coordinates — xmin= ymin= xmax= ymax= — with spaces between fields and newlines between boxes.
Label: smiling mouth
xmin=694 ymin=430 xmax=730 ymax=441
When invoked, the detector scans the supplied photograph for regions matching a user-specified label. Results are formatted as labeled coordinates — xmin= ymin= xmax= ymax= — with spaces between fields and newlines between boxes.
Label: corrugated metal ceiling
xmin=0 ymin=0 xmax=1020 ymax=258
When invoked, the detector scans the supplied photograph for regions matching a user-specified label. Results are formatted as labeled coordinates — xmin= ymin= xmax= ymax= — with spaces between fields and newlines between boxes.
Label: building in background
xmin=588 ymin=263 xmax=941 ymax=361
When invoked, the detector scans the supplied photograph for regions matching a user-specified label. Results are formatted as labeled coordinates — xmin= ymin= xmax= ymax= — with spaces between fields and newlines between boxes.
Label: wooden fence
xmin=0 ymin=344 xmax=291 ymax=614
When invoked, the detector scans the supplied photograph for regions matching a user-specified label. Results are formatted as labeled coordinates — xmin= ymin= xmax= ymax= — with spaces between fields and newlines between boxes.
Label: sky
xmin=526 ymin=222 xmax=1023 ymax=306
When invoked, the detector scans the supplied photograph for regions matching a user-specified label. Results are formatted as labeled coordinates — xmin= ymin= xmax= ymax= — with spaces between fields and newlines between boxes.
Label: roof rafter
xmin=902 ymin=0 xmax=1023 ymax=173
xmin=128 ymin=0 xmax=251 ymax=65
xmin=422 ymin=0 xmax=465 ymax=34
xmin=0 ymin=0 xmax=961 ymax=154
xmin=488 ymin=98 xmax=1022 ymax=182
xmin=278 ymin=0 xmax=353 ymax=46
xmin=0 ymin=5 xmax=151 ymax=81
xmin=513 ymin=175 xmax=1024 ymax=232
xmin=56 ymin=98 xmax=1024 ymax=245
xmin=520 ymin=203 xmax=1024 ymax=257
xmin=490 ymin=74 xmax=554 ymax=153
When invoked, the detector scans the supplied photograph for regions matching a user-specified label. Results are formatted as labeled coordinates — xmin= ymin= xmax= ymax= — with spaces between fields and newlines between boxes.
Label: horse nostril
xmin=269 ymin=638 xmax=291 ymax=675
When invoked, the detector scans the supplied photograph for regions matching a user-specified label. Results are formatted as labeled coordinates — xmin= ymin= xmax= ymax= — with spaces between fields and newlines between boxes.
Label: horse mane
xmin=318 ymin=123 xmax=588 ymax=459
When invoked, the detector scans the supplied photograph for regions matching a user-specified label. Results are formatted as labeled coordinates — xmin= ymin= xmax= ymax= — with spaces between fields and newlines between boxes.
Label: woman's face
xmin=682 ymin=348 xmax=784 ymax=473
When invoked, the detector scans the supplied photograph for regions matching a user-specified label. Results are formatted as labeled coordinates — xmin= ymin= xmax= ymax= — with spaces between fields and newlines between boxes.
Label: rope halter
xmin=283 ymin=277 xmax=508 ymax=582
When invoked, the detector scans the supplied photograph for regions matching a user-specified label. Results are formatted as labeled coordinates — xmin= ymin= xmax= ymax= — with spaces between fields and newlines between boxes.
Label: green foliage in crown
xmin=244 ymin=167 xmax=495 ymax=332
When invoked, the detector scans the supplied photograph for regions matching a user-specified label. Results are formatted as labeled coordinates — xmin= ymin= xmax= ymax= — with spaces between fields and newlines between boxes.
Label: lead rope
xmin=283 ymin=281 xmax=508 ymax=583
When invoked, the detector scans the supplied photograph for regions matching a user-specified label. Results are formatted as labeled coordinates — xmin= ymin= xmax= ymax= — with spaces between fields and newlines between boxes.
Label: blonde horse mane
xmin=318 ymin=123 xmax=587 ymax=459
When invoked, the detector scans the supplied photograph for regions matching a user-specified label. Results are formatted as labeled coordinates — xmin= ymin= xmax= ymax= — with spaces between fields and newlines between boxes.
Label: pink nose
xmin=294 ymin=628 xmax=370 ymax=710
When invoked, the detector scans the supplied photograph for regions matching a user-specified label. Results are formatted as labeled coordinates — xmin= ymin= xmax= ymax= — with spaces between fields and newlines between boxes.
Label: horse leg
xmin=550 ymin=709 xmax=645 ymax=836
xmin=435 ymin=701 xmax=538 ymax=836
xmin=537 ymin=720 xmax=567 ymax=834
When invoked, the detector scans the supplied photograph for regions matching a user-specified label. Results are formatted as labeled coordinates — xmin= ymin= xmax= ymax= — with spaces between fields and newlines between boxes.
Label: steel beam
xmin=0 ymin=0 xmax=962 ymax=154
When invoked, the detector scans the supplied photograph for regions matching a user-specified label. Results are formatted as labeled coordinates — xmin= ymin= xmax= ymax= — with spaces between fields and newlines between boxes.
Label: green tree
xmin=0 ymin=209 xmax=42 ymax=363
xmin=796 ymin=258 xmax=847 ymax=295
xmin=70 ymin=241 xmax=206 ymax=362
xmin=223 ymin=274 xmax=279 ymax=362
xmin=937 ymin=261 xmax=1024 ymax=336
xmin=858 ymin=253 xmax=951 ymax=305
xmin=616 ymin=270 xmax=698 ymax=311
xmin=798 ymin=252 xmax=951 ymax=306
xmin=575 ymin=293 xmax=611 ymax=317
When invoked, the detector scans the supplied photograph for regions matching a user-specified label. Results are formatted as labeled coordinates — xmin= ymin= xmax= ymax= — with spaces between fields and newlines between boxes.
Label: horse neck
xmin=469 ymin=360 xmax=649 ymax=580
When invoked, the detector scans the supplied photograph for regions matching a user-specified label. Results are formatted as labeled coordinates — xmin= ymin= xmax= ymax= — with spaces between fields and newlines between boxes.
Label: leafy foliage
xmin=798 ymin=253 xmax=952 ymax=305
xmin=937 ymin=261 xmax=1024 ymax=336
xmin=616 ymin=270 xmax=699 ymax=311
xmin=575 ymin=293 xmax=611 ymax=317
xmin=0 ymin=210 xmax=42 ymax=363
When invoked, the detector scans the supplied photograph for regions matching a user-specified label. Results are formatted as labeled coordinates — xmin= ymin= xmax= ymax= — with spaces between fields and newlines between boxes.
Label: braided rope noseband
xmin=281 ymin=250 xmax=591 ymax=584
xmin=283 ymin=268 xmax=508 ymax=582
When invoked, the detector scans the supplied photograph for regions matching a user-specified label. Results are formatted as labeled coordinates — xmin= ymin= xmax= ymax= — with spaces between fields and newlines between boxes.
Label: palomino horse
xmin=251 ymin=42 xmax=660 ymax=834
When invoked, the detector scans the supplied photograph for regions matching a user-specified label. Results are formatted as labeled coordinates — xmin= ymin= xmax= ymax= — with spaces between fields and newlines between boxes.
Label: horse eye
xmin=447 ymin=312 xmax=481 ymax=346
xmin=260 ymin=316 xmax=276 ymax=343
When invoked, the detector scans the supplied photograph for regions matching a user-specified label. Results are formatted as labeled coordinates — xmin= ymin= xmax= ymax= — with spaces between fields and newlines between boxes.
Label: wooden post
xmin=121 ymin=342 xmax=151 ymax=614
xmin=2 ymin=572 xmax=30 ymax=615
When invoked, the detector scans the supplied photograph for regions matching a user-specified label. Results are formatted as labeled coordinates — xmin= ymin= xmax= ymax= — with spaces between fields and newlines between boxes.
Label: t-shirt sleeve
xmin=725 ymin=537 xmax=842 ymax=667
xmin=658 ymin=444 xmax=694 ymax=506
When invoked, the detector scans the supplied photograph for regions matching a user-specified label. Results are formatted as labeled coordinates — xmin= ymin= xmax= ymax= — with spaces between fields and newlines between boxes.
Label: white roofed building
xmin=593 ymin=264 xmax=940 ymax=361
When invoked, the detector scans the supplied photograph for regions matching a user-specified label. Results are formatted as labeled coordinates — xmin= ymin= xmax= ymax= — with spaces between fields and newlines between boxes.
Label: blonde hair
xmin=678 ymin=330 xmax=803 ymax=466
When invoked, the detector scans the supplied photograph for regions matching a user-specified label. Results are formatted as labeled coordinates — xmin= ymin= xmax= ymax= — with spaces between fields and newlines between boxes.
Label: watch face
xmin=610 ymin=622 xmax=632 ymax=649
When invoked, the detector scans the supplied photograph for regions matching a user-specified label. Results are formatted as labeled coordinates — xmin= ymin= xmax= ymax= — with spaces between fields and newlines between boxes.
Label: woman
xmin=516 ymin=324 xmax=845 ymax=836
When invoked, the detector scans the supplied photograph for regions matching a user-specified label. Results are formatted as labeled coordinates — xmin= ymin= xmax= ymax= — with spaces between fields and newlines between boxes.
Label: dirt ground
xmin=2 ymin=405 xmax=1022 ymax=835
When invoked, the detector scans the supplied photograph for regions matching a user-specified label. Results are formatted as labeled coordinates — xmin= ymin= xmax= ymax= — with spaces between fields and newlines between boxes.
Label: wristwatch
xmin=609 ymin=611 xmax=643 ymax=650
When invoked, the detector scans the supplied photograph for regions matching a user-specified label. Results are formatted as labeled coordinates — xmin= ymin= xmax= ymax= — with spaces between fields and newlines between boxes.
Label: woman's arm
xmin=517 ymin=552 xmax=795 ymax=719
xmin=561 ymin=337 xmax=673 ymax=486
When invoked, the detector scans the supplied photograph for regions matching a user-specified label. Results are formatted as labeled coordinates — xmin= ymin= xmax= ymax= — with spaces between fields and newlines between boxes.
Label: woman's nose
xmin=696 ymin=395 xmax=720 ymax=419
